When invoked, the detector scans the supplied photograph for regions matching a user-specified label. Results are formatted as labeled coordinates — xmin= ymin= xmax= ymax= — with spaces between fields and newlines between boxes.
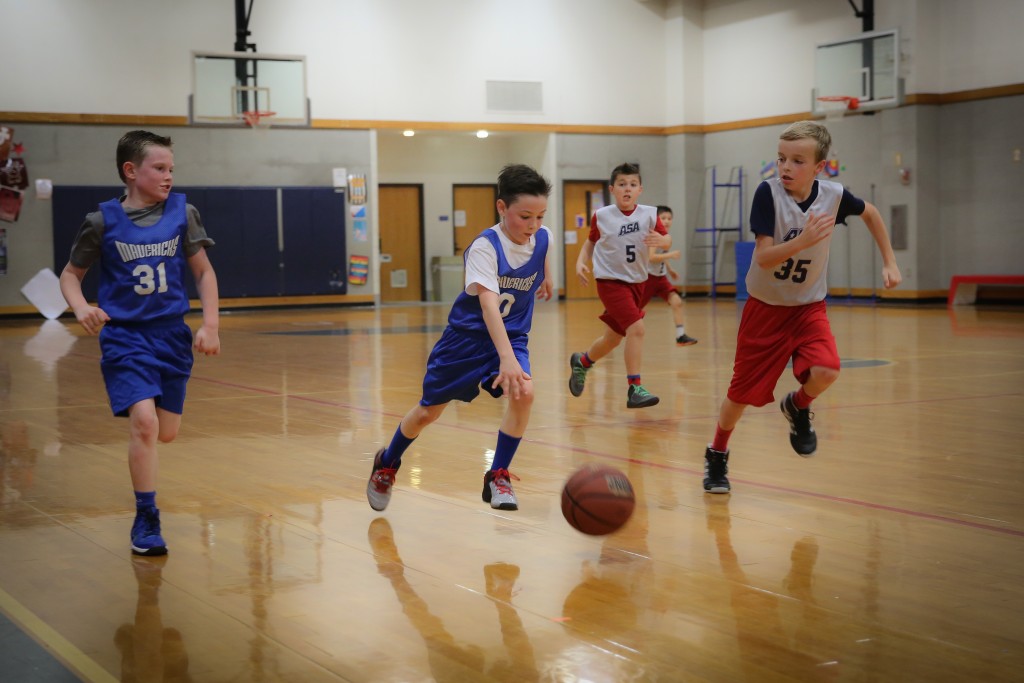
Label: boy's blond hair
xmin=780 ymin=121 xmax=831 ymax=163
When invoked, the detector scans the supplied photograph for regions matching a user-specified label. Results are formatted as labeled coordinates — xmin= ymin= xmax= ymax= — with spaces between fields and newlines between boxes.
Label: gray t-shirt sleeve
xmin=67 ymin=199 xmax=213 ymax=268
xmin=68 ymin=211 xmax=104 ymax=269
xmin=185 ymin=203 xmax=215 ymax=256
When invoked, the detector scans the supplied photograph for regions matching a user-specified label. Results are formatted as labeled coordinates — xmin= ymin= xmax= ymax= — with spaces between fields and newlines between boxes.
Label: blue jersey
xmin=97 ymin=193 xmax=191 ymax=322
xmin=446 ymin=227 xmax=548 ymax=338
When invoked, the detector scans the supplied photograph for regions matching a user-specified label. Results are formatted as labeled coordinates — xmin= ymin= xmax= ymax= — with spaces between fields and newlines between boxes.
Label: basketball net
xmin=242 ymin=110 xmax=275 ymax=130
xmin=817 ymin=96 xmax=858 ymax=122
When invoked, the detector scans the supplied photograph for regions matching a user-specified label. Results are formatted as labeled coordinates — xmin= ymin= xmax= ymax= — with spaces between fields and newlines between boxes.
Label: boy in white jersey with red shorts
xmin=642 ymin=205 xmax=698 ymax=346
xmin=702 ymin=121 xmax=901 ymax=493
xmin=569 ymin=163 xmax=671 ymax=409
xmin=366 ymin=165 xmax=553 ymax=513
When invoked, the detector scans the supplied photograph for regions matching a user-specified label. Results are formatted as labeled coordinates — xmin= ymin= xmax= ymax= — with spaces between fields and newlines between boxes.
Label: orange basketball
xmin=561 ymin=464 xmax=635 ymax=535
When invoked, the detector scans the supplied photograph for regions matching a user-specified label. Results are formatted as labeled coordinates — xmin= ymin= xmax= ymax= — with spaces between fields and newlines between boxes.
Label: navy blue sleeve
xmin=750 ymin=181 xmax=775 ymax=237
xmin=836 ymin=187 xmax=866 ymax=225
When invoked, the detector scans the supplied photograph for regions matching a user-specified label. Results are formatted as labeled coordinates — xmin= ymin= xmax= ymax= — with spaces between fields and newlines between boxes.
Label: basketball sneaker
xmin=676 ymin=333 xmax=698 ymax=346
xmin=482 ymin=469 xmax=519 ymax=510
xmin=626 ymin=384 xmax=659 ymax=408
xmin=703 ymin=446 xmax=730 ymax=494
xmin=366 ymin=448 xmax=399 ymax=511
xmin=130 ymin=507 xmax=167 ymax=556
xmin=781 ymin=392 xmax=817 ymax=456
xmin=568 ymin=352 xmax=588 ymax=397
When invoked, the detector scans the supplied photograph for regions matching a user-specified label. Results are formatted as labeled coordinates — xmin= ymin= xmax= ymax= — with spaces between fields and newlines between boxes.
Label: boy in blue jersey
xmin=702 ymin=121 xmax=901 ymax=494
xmin=367 ymin=164 xmax=553 ymax=512
xmin=59 ymin=130 xmax=220 ymax=555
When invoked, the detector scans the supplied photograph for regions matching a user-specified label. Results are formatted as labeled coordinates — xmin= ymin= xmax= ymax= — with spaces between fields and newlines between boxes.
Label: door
xmin=453 ymin=185 xmax=498 ymax=257
xmin=563 ymin=180 xmax=607 ymax=299
xmin=379 ymin=184 xmax=424 ymax=302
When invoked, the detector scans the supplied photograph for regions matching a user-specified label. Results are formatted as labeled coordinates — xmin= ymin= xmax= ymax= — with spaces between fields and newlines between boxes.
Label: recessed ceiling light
xmin=476 ymin=130 xmax=489 ymax=139
xmin=402 ymin=130 xmax=415 ymax=137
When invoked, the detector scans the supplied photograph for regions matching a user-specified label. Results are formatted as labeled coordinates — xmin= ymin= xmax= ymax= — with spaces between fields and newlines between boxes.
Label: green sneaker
xmin=627 ymin=384 xmax=660 ymax=409
xmin=568 ymin=352 xmax=589 ymax=397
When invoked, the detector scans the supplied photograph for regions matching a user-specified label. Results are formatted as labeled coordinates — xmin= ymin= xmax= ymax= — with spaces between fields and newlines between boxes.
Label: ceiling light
xmin=402 ymin=130 xmax=415 ymax=137
xmin=476 ymin=130 xmax=489 ymax=139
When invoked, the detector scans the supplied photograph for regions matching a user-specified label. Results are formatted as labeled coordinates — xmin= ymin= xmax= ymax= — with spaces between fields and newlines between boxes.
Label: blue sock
xmin=135 ymin=491 xmax=156 ymax=511
xmin=491 ymin=431 xmax=521 ymax=472
xmin=382 ymin=427 xmax=415 ymax=468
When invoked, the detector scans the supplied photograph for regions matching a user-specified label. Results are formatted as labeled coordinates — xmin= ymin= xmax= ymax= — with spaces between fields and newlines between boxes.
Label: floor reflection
xmin=114 ymin=556 xmax=192 ymax=682
xmin=367 ymin=517 xmax=540 ymax=682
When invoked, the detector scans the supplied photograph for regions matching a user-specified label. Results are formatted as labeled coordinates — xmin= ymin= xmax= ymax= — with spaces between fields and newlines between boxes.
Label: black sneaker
xmin=568 ymin=352 xmax=588 ymax=397
xmin=676 ymin=333 xmax=699 ymax=346
xmin=626 ymin=384 xmax=659 ymax=408
xmin=703 ymin=447 xmax=730 ymax=494
xmin=781 ymin=392 xmax=817 ymax=457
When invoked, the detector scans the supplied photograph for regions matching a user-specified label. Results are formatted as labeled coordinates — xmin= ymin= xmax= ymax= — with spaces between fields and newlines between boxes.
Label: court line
xmin=190 ymin=376 xmax=1024 ymax=538
xmin=0 ymin=586 xmax=119 ymax=683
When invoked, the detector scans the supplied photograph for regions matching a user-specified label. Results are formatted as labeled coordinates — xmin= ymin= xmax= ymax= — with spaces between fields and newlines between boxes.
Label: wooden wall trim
xmin=3 ymin=82 xmax=1021 ymax=135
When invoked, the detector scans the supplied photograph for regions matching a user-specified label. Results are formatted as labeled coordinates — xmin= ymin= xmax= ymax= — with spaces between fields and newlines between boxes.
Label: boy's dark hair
xmin=116 ymin=130 xmax=173 ymax=183
xmin=657 ymin=205 xmax=673 ymax=215
xmin=610 ymin=162 xmax=641 ymax=186
xmin=497 ymin=164 xmax=551 ymax=206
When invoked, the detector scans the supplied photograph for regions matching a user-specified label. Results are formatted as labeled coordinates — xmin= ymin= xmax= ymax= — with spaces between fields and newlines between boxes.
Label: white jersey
xmin=464 ymin=225 xmax=551 ymax=295
xmin=590 ymin=204 xmax=661 ymax=283
xmin=648 ymin=250 xmax=669 ymax=277
xmin=746 ymin=177 xmax=844 ymax=306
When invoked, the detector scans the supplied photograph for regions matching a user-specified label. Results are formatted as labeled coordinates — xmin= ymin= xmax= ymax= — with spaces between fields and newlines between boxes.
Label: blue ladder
xmin=694 ymin=166 xmax=744 ymax=297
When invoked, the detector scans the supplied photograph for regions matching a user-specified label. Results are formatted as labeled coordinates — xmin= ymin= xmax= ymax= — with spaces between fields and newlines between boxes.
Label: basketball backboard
xmin=812 ymin=29 xmax=902 ymax=116
xmin=191 ymin=51 xmax=310 ymax=126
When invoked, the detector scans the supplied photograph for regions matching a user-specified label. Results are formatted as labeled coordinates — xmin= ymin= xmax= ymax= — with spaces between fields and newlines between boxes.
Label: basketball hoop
xmin=817 ymin=96 xmax=859 ymax=121
xmin=242 ymin=110 xmax=276 ymax=130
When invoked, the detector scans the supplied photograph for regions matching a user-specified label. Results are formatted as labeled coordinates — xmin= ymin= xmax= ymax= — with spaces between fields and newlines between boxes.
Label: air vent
xmin=486 ymin=80 xmax=543 ymax=113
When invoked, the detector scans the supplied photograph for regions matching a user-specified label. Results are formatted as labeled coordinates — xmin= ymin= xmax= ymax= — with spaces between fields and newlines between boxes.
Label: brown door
xmin=379 ymin=184 xmax=424 ymax=302
xmin=453 ymin=185 xmax=498 ymax=257
xmin=563 ymin=180 xmax=607 ymax=299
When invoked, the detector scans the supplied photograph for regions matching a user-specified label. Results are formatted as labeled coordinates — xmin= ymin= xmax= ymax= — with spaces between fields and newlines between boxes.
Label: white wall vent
xmin=486 ymin=80 xmax=543 ymax=113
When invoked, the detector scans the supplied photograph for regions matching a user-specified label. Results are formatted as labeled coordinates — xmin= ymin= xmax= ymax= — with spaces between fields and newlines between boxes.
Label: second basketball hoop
xmin=242 ymin=110 xmax=276 ymax=130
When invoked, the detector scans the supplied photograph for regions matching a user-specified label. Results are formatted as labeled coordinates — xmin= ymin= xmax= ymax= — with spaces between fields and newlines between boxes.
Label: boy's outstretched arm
xmin=860 ymin=202 xmax=902 ymax=289
xmin=478 ymin=288 xmax=530 ymax=400
xmin=575 ymin=240 xmax=595 ymax=287
xmin=188 ymin=249 xmax=221 ymax=355
xmin=59 ymin=262 xmax=109 ymax=334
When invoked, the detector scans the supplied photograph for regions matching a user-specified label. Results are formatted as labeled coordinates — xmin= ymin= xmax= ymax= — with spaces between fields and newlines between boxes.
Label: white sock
xmin=676 ymin=325 xmax=685 ymax=336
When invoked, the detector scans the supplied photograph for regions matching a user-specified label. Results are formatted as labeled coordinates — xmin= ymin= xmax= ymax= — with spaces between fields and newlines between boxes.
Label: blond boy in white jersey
xmin=569 ymin=163 xmax=671 ymax=409
xmin=703 ymin=121 xmax=902 ymax=493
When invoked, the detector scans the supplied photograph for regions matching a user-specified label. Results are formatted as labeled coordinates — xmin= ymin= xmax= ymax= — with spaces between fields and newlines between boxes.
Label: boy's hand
xmin=576 ymin=261 xmax=591 ymax=287
xmin=492 ymin=357 xmax=531 ymax=400
xmin=194 ymin=325 xmax=221 ymax=356
xmin=882 ymin=263 xmax=902 ymax=289
xmin=799 ymin=212 xmax=834 ymax=247
xmin=74 ymin=305 xmax=110 ymax=335
xmin=644 ymin=232 xmax=671 ymax=249
xmin=667 ymin=265 xmax=679 ymax=280
xmin=536 ymin=279 xmax=554 ymax=301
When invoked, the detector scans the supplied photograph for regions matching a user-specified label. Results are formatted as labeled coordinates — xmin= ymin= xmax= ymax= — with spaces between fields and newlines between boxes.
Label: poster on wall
xmin=348 ymin=255 xmax=368 ymax=285
xmin=1 ymin=157 xmax=28 ymax=190
xmin=347 ymin=174 xmax=366 ymax=205
xmin=0 ymin=188 xmax=23 ymax=223
xmin=0 ymin=126 xmax=13 ymax=164
xmin=0 ymin=227 xmax=7 ymax=275
xmin=353 ymin=219 xmax=367 ymax=242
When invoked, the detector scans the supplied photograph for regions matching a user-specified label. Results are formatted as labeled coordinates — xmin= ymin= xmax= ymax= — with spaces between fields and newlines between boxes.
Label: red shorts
xmin=596 ymin=279 xmax=647 ymax=336
xmin=640 ymin=274 xmax=678 ymax=308
xmin=727 ymin=297 xmax=839 ymax=407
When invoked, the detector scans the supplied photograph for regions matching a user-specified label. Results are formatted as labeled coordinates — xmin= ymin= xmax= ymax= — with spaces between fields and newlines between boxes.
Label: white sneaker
xmin=482 ymin=469 xmax=519 ymax=511
xmin=366 ymin=449 xmax=399 ymax=511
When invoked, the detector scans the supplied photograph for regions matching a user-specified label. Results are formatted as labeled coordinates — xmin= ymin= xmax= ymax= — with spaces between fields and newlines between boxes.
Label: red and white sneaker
xmin=366 ymin=449 xmax=399 ymax=511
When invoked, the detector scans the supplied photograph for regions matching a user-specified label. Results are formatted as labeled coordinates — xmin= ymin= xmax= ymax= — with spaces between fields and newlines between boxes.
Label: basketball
xmin=561 ymin=465 xmax=636 ymax=535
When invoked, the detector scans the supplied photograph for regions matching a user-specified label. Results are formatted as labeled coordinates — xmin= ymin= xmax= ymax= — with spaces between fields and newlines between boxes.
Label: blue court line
xmin=264 ymin=324 xmax=447 ymax=337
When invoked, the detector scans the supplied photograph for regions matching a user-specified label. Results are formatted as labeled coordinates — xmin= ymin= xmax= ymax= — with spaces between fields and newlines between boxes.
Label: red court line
xmin=192 ymin=375 xmax=1024 ymax=538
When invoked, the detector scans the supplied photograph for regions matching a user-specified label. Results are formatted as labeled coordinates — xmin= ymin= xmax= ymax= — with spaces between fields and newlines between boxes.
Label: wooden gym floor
xmin=0 ymin=298 xmax=1022 ymax=682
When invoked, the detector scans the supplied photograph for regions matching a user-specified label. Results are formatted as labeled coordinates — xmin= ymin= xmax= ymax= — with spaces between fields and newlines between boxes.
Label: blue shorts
xmin=99 ymin=319 xmax=194 ymax=417
xmin=420 ymin=327 xmax=531 ymax=406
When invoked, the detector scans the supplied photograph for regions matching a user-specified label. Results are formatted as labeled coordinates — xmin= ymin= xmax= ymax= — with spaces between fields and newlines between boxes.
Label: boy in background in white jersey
xmin=703 ymin=121 xmax=901 ymax=494
xmin=569 ymin=163 xmax=671 ymax=409
xmin=641 ymin=205 xmax=698 ymax=346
